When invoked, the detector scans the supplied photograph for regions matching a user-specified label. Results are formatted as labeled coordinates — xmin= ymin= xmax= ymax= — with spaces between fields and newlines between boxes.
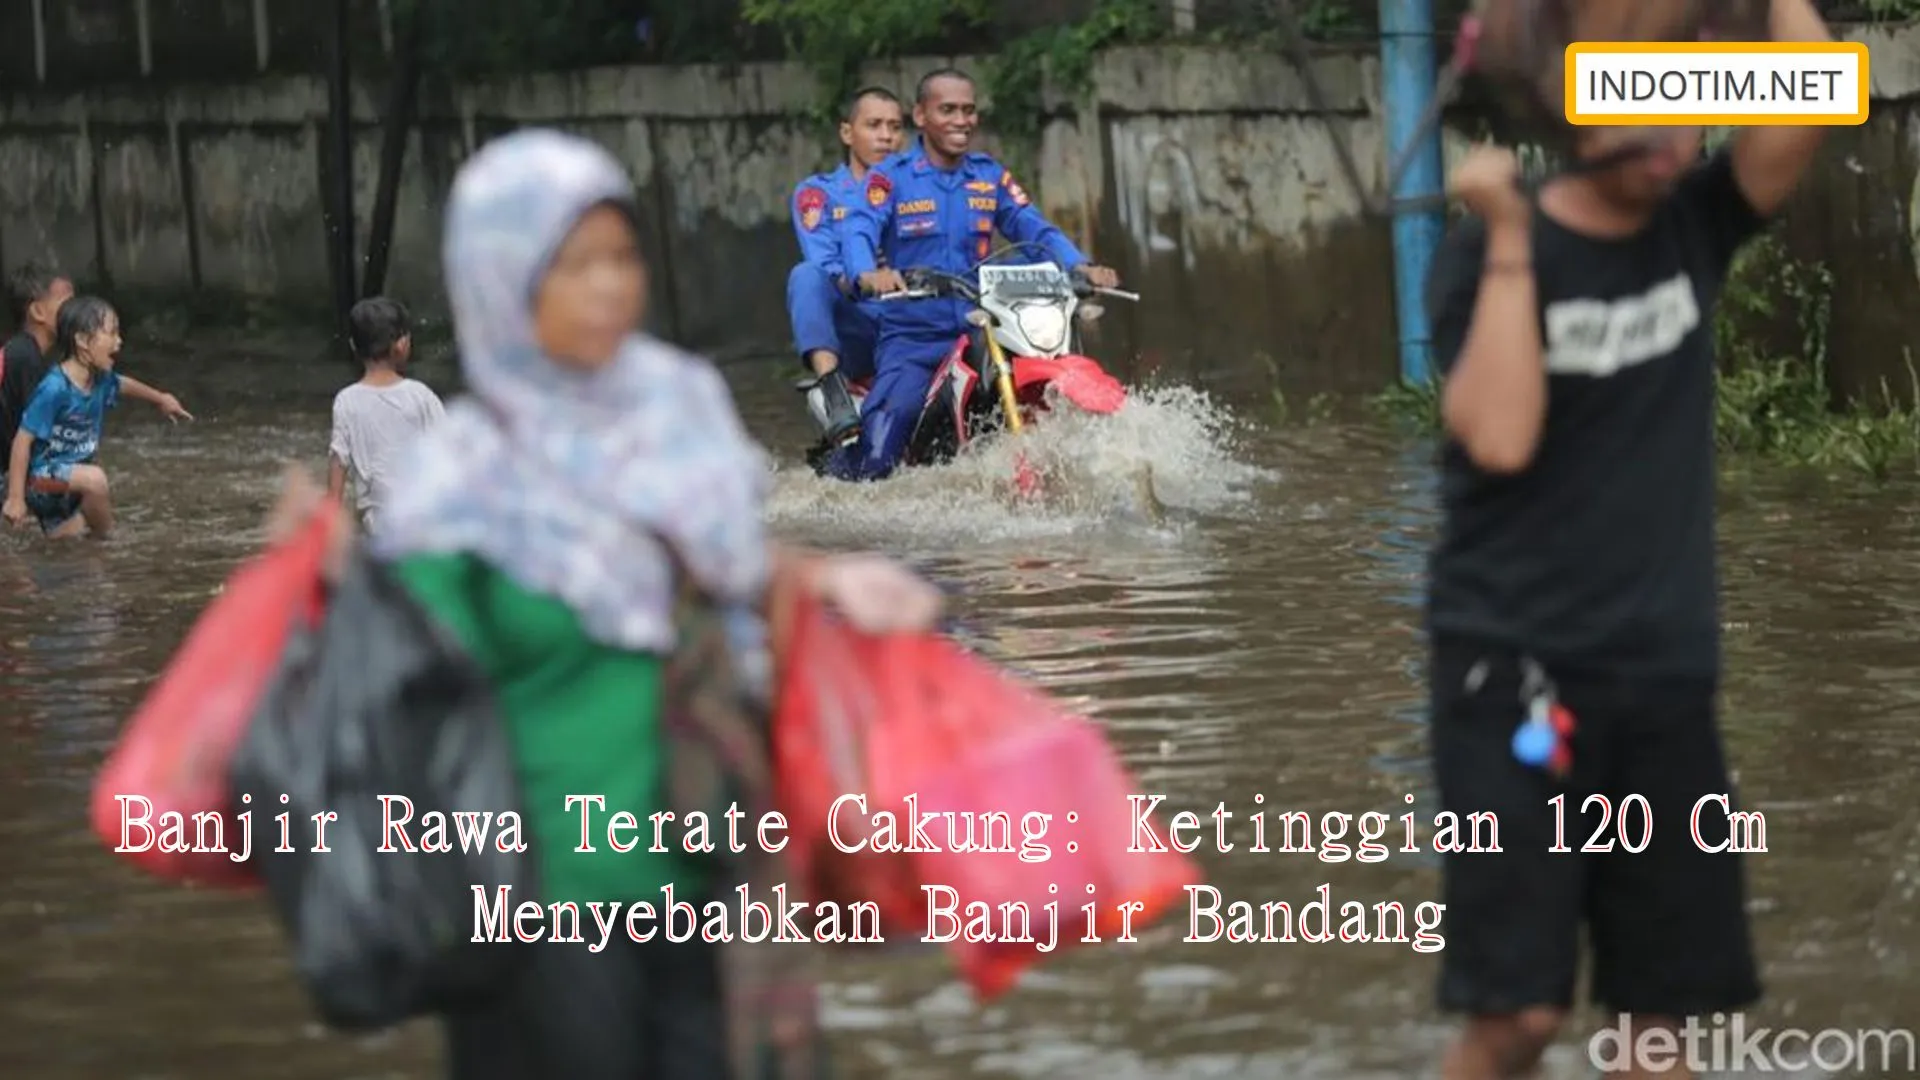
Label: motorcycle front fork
xmin=979 ymin=330 xmax=1025 ymax=435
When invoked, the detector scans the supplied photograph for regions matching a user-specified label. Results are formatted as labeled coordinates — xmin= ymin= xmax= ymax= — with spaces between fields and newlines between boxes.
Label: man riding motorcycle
xmin=828 ymin=67 xmax=1122 ymax=483
xmin=786 ymin=86 xmax=905 ymax=443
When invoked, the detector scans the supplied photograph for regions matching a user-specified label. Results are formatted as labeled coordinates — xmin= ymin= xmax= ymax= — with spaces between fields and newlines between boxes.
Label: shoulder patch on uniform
xmin=795 ymin=184 xmax=827 ymax=230
xmin=866 ymin=170 xmax=891 ymax=207
xmin=1002 ymin=169 xmax=1031 ymax=207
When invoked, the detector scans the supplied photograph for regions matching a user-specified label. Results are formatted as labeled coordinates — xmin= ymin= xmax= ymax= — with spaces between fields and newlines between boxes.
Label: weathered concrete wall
xmin=0 ymin=43 xmax=1402 ymax=391
xmin=0 ymin=27 xmax=1916 ymax=396
xmin=1780 ymin=24 xmax=1920 ymax=403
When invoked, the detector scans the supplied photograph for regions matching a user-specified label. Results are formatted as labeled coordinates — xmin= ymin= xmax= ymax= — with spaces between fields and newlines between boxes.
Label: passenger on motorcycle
xmin=830 ymin=67 xmax=1122 ymax=482
xmin=786 ymin=86 xmax=905 ymax=443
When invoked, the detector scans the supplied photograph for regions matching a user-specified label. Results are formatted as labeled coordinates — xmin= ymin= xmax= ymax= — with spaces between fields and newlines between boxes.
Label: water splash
xmin=765 ymin=383 xmax=1270 ymax=549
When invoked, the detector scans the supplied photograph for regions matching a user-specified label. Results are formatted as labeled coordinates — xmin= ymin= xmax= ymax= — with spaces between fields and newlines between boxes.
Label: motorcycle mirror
xmin=1076 ymin=303 xmax=1105 ymax=324
xmin=965 ymin=310 xmax=991 ymax=328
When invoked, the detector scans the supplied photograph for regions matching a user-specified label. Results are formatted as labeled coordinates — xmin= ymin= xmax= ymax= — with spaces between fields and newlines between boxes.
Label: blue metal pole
xmin=1380 ymin=0 xmax=1446 ymax=386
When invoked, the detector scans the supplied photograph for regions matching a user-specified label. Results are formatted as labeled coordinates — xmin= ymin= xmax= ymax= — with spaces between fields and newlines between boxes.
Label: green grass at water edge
xmin=1345 ymin=235 xmax=1920 ymax=479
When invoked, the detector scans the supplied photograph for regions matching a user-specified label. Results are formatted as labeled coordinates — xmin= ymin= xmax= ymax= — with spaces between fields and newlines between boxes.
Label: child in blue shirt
xmin=2 ymin=295 xmax=191 ymax=538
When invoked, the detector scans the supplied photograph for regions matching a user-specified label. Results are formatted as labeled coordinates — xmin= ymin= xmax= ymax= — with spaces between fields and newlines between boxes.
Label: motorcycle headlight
xmin=1013 ymin=305 xmax=1067 ymax=353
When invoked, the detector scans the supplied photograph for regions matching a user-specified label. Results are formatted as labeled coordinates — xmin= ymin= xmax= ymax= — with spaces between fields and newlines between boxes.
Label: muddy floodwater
xmin=3 ymin=337 xmax=1918 ymax=1079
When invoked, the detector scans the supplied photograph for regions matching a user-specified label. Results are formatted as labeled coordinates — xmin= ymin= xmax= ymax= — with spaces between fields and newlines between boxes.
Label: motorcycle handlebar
xmin=866 ymin=269 xmax=976 ymax=302
xmin=868 ymin=274 xmax=1142 ymax=304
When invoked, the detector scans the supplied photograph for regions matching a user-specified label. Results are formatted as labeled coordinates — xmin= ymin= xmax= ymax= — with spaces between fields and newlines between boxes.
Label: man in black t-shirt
xmin=1 ymin=261 xmax=74 ymax=472
xmin=1421 ymin=2 xmax=1834 ymax=1076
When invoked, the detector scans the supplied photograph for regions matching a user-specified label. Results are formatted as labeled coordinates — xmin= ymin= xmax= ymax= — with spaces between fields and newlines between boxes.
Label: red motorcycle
xmin=800 ymin=249 xmax=1137 ymax=477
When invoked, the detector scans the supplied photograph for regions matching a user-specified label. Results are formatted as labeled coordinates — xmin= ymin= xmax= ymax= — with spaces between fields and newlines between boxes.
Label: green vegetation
xmin=1259 ymin=356 xmax=1337 ymax=426
xmin=727 ymin=0 xmax=1385 ymax=177
xmin=1851 ymin=0 xmax=1920 ymax=21
xmin=1713 ymin=235 xmax=1920 ymax=479
xmin=734 ymin=0 xmax=1161 ymax=173
xmin=983 ymin=0 xmax=1162 ymax=177
xmin=370 ymin=0 xmax=1920 ymax=84
xmin=739 ymin=0 xmax=991 ymax=126
xmin=361 ymin=0 xmax=1490 ymax=172
xmin=1361 ymin=235 xmax=1920 ymax=479
xmin=1368 ymin=373 xmax=1442 ymax=435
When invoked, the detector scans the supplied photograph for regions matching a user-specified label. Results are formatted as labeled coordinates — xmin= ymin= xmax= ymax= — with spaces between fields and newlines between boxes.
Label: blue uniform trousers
xmin=819 ymin=326 xmax=967 ymax=481
xmin=786 ymin=263 xmax=878 ymax=382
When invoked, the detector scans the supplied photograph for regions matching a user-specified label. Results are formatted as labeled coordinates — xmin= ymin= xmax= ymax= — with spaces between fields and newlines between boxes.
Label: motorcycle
xmin=798 ymin=244 xmax=1139 ymax=479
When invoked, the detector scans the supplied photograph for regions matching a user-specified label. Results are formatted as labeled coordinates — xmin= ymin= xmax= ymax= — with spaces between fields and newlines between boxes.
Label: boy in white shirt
xmin=328 ymin=296 xmax=444 ymax=531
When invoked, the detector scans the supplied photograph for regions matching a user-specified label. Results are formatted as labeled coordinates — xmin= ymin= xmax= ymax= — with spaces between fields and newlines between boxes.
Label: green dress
xmin=389 ymin=551 xmax=707 ymax=904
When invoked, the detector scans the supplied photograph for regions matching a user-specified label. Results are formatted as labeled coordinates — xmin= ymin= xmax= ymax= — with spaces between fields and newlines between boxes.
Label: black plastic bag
xmin=228 ymin=549 xmax=535 ymax=1032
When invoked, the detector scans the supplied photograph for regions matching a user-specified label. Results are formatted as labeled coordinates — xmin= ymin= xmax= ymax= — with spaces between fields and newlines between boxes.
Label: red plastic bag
xmin=771 ymin=585 xmax=926 ymax=938
xmin=773 ymin=588 xmax=1203 ymax=998
xmin=90 ymin=499 xmax=338 ymax=889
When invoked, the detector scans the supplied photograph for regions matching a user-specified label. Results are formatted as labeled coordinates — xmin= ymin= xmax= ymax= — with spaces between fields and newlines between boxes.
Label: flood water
xmin=3 ymin=335 xmax=1918 ymax=1079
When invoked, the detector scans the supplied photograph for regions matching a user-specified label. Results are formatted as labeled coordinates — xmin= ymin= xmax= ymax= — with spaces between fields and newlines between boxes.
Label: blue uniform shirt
xmin=20 ymin=365 xmax=118 ymax=477
xmin=789 ymin=164 xmax=866 ymax=284
xmin=843 ymin=147 xmax=1087 ymax=335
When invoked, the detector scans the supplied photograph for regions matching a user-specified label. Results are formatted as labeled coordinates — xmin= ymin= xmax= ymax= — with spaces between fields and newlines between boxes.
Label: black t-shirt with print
xmin=1423 ymin=149 xmax=1766 ymax=679
xmin=0 ymin=331 xmax=47 ymax=469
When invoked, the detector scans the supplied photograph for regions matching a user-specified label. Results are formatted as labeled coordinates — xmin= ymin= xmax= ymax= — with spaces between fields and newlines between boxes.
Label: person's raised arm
xmin=1436 ymin=147 xmax=1547 ymax=475
xmin=119 ymin=373 xmax=160 ymax=404
xmin=1728 ymin=0 xmax=1834 ymax=218
xmin=115 ymin=373 xmax=192 ymax=421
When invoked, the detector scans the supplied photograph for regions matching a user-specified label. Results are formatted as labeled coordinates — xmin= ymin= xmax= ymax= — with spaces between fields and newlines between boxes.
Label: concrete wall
xmin=1 ymin=26 xmax=1917 ymax=397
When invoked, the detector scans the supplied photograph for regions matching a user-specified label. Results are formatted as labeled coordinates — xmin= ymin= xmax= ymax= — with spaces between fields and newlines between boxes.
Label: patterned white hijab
xmin=375 ymin=128 xmax=773 ymax=656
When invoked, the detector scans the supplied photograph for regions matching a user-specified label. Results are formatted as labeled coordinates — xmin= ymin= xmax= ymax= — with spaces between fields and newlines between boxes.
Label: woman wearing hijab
xmin=270 ymin=128 xmax=942 ymax=1079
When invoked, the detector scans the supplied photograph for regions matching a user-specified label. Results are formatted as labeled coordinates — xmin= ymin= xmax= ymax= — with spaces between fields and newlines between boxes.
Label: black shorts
xmin=1427 ymin=636 xmax=1762 ymax=1018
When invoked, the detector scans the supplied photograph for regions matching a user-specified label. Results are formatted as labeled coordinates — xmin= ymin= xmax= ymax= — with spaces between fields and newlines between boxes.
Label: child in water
xmin=327 ymin=295 xmax=444 ymax=532
xmin=2 ymin=296 xmax=193 ymax=538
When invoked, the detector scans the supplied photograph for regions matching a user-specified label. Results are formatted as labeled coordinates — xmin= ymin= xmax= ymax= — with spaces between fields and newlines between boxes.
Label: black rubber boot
xmin=818 ymin=369 xmax=860 ymax=443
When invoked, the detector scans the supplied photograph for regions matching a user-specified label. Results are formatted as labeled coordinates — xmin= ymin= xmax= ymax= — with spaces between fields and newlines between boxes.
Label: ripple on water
xmin=5 ymin=363 xmax=1920 ymax=1076
xmin=765 ymin=384 xmax=1274 ymax=547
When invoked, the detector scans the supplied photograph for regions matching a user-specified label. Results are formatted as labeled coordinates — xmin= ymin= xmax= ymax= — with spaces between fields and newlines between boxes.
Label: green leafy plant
xmin=1369 ymin=372 xmax=1444 ymax=434
xmin=984 ymin=0 xmax=1161 ymax=178
xmin=1854 ymin=0 xmax=1920 ymax=22
xmin=1260 ymin=355 xmax=1337 ymax=425
xmin=741 ymin=0 xmax=991 ymax=125
xmin=1366 ymin=235 xmax=1920 ymax=479
xmin=1298 ymin=0 xmax=1365 ymax=38
xmin=1713 ymin=234 xmax=1920 ymax=478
